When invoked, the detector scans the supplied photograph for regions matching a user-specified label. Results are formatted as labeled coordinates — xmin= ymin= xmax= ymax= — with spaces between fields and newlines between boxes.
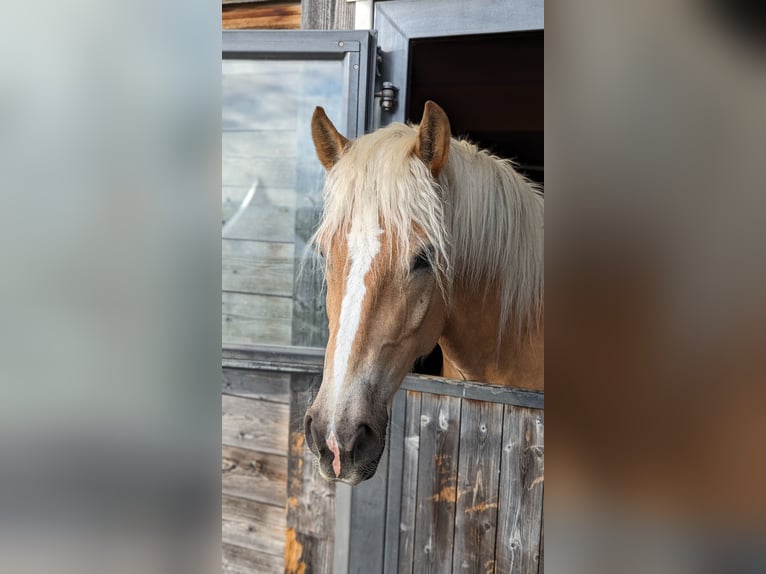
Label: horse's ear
xmin=415 ymin=101 xmax=451 ymax=178
xmin=311 ymin=107 xmax=349 ymax=170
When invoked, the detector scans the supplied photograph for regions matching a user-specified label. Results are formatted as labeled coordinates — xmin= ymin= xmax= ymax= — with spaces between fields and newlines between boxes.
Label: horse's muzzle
xmin=304 ymin=412 xmax=386 ymax=484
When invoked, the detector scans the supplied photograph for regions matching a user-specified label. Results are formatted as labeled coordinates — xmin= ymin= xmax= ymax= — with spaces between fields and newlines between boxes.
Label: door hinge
xmin=373 ymin=47 xmax=399 ymax=113
xmin=375 ymin=81 xmax=399 ymax=113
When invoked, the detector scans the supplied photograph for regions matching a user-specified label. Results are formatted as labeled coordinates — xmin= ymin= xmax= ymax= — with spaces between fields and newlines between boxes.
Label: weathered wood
xmin=381 ymin=389 xmax=407 ymax=574
xmin=346 ymin=435 xmax=390 ymax=573
xmin=224 ymin=0 xmax=295 ymax=4
xmin=285 ymin=373 xmax=335 ymax=574
xmin=223 ymin=2 xmax=302 ymax=30
xmin=413 ymin=393 xmax=462 ymax=573
xmin=222 ymin=394 xmax=290 ymax=455
xmin=222 ymin=368 xmax=291 ymax=403
xmin=396 ymin=391 xmax=422 ymax=574
xmin=400 ymin=375 xmax=544 ymax=409
xmin=222 ymin=239 xmax=294 ymax=297
xmin=223 ymin=344 xmax=325 ymax=374
xmin=538 ymin=496 xmax=544 ymax=574
xmin=221 ymin=345 xmax=542 ymax=407
xmin=222 ymin=291 xmax=292 ymax=346
xmin=223 ymin=542 xmax=284 ymax=574
xmin=223 ymin=493 xmax=287 ymax=557
xmin=223 ymin=444 xmax=288 ymax=505
xmin=220 ymin=341 xmax=544 ymax=573
xmin=494 ymin=407 xmax=544 ymax=574
xmin=301 ymin=0 xmax=354 ymax=30
xmin=452 ymin=400 xmax=504 ymax=574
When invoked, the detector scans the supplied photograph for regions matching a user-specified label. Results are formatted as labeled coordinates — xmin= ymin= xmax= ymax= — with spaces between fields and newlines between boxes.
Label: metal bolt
xmin=338 ymin=41 xmax=344 ymax=47
xmin=377 ymin=81 xmax=399 ymax=113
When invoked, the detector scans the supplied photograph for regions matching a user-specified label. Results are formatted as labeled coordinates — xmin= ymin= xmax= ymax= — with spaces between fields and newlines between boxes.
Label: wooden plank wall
xmin=392 ymin=392 xmax=545 ymax=574
xmin=220 ymin=347 xmax=544 ymax=574
xmin=223 ymin=0 xmax=302 ymax=30
xmin=301 ymin=0 xmax=354 ymax=30
xmin=223 ymin=0 xmax=358 ymax=31
xmin=223 ymin=0 xmax=357 ymax=31
xmin=285 ymin=374 xmax=336 ymax=574
xmin=222 ymin=369 xmax=291 ymax=574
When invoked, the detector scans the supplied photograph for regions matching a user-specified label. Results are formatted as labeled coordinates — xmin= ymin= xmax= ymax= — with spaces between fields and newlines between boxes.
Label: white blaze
xmin=329 ymin=228 xmax=382 ymax=434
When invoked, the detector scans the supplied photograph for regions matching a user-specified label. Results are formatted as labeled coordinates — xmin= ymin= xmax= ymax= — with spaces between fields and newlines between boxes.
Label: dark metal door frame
xmin=373 ymin=0 xmax=544 ymax=128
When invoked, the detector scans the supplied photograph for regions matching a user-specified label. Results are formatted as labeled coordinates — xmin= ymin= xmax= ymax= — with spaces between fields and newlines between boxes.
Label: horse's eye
xmin=411 ymin=248 xmax=433 ymax=272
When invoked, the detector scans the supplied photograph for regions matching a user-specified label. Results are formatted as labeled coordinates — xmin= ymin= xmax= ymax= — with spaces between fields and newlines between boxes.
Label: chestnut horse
xmin=304 ymin=101 xmax=544 ymax=484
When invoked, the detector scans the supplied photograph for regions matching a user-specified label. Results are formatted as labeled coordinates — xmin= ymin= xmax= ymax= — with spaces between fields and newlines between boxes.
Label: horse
xmin=304 ymin=101 xmax=544 ymax=485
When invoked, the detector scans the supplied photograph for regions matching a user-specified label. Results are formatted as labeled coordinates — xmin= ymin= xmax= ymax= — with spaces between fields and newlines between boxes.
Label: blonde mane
xmin=311 ymin=122 xmax=544 ymax=341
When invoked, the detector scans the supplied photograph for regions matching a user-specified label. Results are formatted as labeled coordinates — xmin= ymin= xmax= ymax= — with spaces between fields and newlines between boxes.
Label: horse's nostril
xmin=351 ymin=424 xmax=379 ymax=465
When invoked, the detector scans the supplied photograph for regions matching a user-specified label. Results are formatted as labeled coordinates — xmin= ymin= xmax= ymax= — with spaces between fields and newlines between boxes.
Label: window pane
xmin=222 ymin=59 xmax=344 ymax=348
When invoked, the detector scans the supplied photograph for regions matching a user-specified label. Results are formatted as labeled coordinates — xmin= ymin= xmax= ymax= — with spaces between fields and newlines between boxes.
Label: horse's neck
xmin=439 ymin=281 xmax=544 ymax=390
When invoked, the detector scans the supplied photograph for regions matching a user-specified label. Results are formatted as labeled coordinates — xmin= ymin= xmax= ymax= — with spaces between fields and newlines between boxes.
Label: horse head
xmin=303 ymin=102 xmax=452 ymax=484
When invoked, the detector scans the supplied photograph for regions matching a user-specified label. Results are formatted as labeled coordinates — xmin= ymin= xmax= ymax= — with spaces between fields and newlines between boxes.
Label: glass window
xmin=222 ymin=59 xmax=345 ymax=348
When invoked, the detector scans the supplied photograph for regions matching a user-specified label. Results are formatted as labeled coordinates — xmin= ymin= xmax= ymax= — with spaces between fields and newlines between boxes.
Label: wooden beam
xmin=495 ymin=407 xmax=545 ymax=574
xmin=301 ymin=0 xmax=354 ymax=30
xmin=224 ymin=0 xmax=288 ymax=4
xmin=222 ymin=444 xmax=288 ymax=506
xmin=285 ymin=373 xmax=336 ymax=574
xmin=412 ymin=394 xmax=462 ymax=573
xmin=222 ymin=345 xmax=544 ymax=407
xmin=222 ymin=493 xmax=287 ymax=558
xmin=222 ymin=394 xmax=290 ymax=455
xmin=223 ymin=2 xmax=301 ymax=30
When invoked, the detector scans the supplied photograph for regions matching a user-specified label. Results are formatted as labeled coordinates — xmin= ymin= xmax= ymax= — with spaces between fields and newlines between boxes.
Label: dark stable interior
xmin=408 ymin=31 xmax=543 ymax=376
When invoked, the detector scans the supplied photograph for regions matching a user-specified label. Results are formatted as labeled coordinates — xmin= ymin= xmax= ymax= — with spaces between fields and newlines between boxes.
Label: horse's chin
xmin=318 ymin=459 xmax=380 ymax=486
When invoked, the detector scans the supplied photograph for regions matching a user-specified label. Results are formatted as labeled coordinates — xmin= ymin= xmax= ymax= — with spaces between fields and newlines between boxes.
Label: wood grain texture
xmin=223 ymin=2 xmax=301 ymax=30
xmin=538 ymin=496 xmax=544 ymax=574
xmin=223 ymin=542 xmax=284 ymax=574
xmin=222 ymin=444 xmax=288 ymax=505
xmin=222 ymin=368 xmax=291 ymax=403
xmin=452 ymin=400 xmax=504 ymax=574
xmin=413 ymin=393 xmax=462 ymax=574
xmin=397 ymin=391 xmax=422 ymax=574
xmin=222 ymin=239 xmax=294 ymax=297
xmin=494 ymin=407 xmax=544 ymax=574
xmin=285 ymin=374 xmax=335 ymax=574
xmin=222 ymin=493 xmax=287 ymax=557
xmin=222 ymin=394 xmax=290 ymax=455
xmin=224 ymin=0 xmax=294 ymax=5
xmin=301 ymin=0 xmax=354 ymax=30
xmin=346 ymin=438 xmax=390 ymax=573
xmin=222 ymin=291 xmax=292 ymax=346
